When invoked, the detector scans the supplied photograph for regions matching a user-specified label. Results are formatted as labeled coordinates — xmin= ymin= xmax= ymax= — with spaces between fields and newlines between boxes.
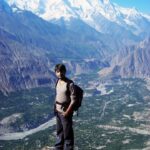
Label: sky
xmin=111 ymin=0 xmax=150 ymax=15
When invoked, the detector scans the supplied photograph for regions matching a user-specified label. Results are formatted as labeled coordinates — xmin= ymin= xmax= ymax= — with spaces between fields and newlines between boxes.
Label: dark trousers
xmin=55 ymin=112 xmax=74 ymax=150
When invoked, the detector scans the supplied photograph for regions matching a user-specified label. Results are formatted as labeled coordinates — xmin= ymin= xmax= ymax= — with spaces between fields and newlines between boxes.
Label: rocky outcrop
xmin=99 ymin=38 xmax=150 ymax=78
xmin=0 ymin=38 xmax=56 ymax=95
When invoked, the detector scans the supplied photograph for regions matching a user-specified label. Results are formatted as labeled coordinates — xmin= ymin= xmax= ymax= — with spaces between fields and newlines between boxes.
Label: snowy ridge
xmin=5 ymin=0 xmax=150 ymax=35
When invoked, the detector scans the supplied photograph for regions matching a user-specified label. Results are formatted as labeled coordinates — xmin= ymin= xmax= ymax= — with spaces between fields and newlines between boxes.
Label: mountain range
xmin=5 ymin=0 xmax=150 ymax=49
xmin=0 ymin=0 xmax=150 ymax=94
xmin=6 ymin=0 xmax=150 ymax=35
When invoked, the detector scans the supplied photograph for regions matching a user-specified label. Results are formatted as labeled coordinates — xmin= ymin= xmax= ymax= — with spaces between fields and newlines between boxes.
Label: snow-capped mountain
xmin=5 ymin=0 xmax=150 ymax=36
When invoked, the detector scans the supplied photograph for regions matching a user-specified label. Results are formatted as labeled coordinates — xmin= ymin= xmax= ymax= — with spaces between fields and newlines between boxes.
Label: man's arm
xmin=62 ymin=101 xmax=75 ymax=117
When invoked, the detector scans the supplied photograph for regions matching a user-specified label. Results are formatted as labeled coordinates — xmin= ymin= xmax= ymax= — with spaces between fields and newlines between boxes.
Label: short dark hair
xmin=55 ymin=64 xmax=66 ymax=73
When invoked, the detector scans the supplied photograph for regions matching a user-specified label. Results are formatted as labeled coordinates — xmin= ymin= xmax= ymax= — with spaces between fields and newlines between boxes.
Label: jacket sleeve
xmin=69 ymin=82 xmax=76 ymax=103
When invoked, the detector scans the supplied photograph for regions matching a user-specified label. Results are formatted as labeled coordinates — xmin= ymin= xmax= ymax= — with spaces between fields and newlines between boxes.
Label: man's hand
xmin=61 ymin=111 xmax=69 ymax=117
xmin=61 ymin=101 xmax=75 ymax=117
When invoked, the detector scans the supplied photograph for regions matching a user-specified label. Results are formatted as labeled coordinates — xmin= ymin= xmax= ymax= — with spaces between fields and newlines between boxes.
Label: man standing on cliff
xmin=54 ymin=64 xmax=76 ymax=150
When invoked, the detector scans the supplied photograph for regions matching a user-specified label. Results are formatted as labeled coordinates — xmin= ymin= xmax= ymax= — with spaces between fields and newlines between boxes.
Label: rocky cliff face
xmin=0 ymin=37 xmax=56 ymax=95
xmin=99 ymin=38 xmax=150 ymax=78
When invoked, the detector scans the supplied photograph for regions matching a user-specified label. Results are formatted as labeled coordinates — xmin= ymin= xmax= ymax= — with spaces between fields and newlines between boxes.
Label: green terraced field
xmin=1 ymin=74 xmax=150 ymax=150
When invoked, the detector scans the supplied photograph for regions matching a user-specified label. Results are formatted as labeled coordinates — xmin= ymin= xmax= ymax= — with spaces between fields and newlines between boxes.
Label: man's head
xmin=55 ymin=64 xmax=66 ymax=79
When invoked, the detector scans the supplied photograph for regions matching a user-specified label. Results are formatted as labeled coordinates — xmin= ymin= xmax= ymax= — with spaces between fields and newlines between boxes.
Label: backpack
xmin=72 ymin=84 xmax=83 ymax=111
xmin=67 ymin=79 xmax=84 ymax=114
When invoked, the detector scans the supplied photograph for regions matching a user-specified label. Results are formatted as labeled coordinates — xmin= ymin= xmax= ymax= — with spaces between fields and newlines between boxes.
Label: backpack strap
xmin=66 ymin=79 xmax=74 ymax=96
